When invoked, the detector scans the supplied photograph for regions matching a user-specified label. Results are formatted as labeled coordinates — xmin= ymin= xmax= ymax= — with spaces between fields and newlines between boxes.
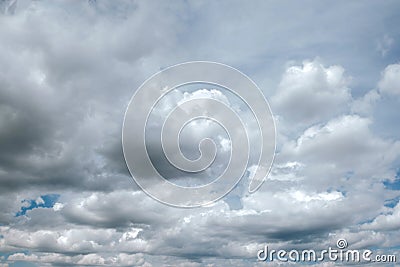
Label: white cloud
xmin=77 ymin=254 xmax=105 ymax=265
xmin=1 ymin=1 xmax=400 ymax=267
xmin=361 ymin=202 xmax=400 ymax=231
xmin=8 ymin=253 xmax=38 ymax=261
xmin=272 ymin=60 xmax=351 ymax=127
xmin=268 ymin=161 xmax=305 ymax=181
xmin=7 ymin=252 xmax=150 ymax=267
xmin=52 ymin=202 xmax=64 ymax=211
xmin=35 ymin=196 xmax=45 ymax=205
xmin=289 ymin=190 xmax=343 ymax=202
xmin=180 ymin=89 xmax=231 ymax=106
xmin=351 ymin=89 xmax=380 ymax=116
xmin=378 ymin=63 xmax=400 ymax=96
xmin=280 ymin=115 xmax=400 ymax=180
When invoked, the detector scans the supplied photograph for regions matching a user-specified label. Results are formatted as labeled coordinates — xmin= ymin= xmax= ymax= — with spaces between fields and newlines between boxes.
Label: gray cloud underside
xmin=1 ymin=0 xmax=400 ymax=266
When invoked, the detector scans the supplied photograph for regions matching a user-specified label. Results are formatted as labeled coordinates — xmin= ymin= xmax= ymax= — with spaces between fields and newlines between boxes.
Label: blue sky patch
xmin=16 ymin=194 xmax=60 ymax=217
xmin=383 ymin=177 xmax=400 ymax=191
xmin=384 ymin=196 xmax=400 ymax=208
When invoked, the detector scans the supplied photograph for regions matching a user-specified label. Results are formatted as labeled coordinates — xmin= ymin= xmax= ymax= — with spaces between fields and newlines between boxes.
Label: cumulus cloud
xmin=1 ymin=1 xmax=400 ymax=267
xmin=272 ymin=60 xmax=351 ymax=128
xmin=378 ymin=63 xmax=400 ymax=96
xmin=281 ymin=115 xmax=399 ymax=178
xmin=361 ymin=202 xmax=400 ymax=231
xmin=351 ymin=89 xmax=381 ymax=116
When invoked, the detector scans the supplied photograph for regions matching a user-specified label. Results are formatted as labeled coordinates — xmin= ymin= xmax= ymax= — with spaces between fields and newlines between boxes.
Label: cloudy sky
xmin=1 ymin=0 xmax=400 ymax=266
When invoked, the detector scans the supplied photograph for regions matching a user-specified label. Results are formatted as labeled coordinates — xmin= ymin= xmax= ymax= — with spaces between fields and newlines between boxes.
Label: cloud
xmin=351 ymin=89 xmax=381 ymax=117
xmin=376 ymin=35 xmax=394 ymax=57
xmin=272 ymin=60 xmax=351 ymax=128
xmin=0 ymin=0 xmax=181 ymax=194
xmin=361 ymin=202 xmax=400 ymax=231
xmin=280 ymin=115 xmax=399 ymax=178
xmin=1 ymin=1 xmax=400 ymax=266
xmin=7 ymin=252 xmax=150 ymax=267
xmin=378 ymin=63 xmax=400 ymax=96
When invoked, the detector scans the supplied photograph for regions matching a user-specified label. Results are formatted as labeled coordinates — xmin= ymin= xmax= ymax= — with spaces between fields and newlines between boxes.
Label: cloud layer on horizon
xmin=0 ymin=1 xmax=400 ymax=266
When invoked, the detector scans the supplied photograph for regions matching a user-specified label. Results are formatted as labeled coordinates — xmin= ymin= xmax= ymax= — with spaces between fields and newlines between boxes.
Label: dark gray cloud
xmin=1 ymin=1 xmax=400 ymax=266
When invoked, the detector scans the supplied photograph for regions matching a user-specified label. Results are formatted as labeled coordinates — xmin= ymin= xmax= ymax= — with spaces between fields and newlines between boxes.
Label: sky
xmin=0 ymin=0 xmax=400 ymax=266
